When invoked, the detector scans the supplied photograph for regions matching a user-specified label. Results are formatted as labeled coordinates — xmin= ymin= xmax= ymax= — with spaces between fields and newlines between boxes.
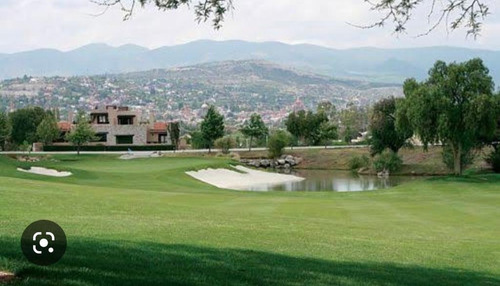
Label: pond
xmin=245 ymin=169 xmax=428 ymax=192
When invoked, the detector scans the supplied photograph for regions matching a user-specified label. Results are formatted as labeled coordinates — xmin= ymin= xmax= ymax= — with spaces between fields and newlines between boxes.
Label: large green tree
xmin=398 ymin=58 xmax=498 ymax=175
xmin=66 ymin=112 xmax=97 ymax=155
xmin=9 ymin=107 xmax=48 ymax=145
xmin=0 ymin=111 xmax=11 ymax=151
xmin=36 ymin=115 xmax=60 ymax=146
xmin=200 ymin=106 xmax=225 ymax=152
xmin=285 ymin=110 xmax=330 ymax=146
xmin=240 ymin=113 xmax=268 ymax=151
xmin=304 ymin=111 xmax=329 ymax=146
xmin=318 ymin=121 xmax=338 ymax=148
xmin=370 ymin=97 xmax=413 ymax=155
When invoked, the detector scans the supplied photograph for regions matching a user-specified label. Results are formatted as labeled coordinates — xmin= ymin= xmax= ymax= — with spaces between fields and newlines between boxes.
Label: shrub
xmin=214 ymin=136 xmax=236 ymax=154
xmin=191 ymin=131 xmax=208 ymax=149
xmin=486 ymin=147 xmax=500 ymax=173
xmin=268 ymin=130 xmax=290 ymax=159
xmin=348 ymin=155 xmax=370 ymax=170
xmin=373 ymin=151 xmax=403 ymax=172
xmin=19 ymin=140 xmax=32 ymax=153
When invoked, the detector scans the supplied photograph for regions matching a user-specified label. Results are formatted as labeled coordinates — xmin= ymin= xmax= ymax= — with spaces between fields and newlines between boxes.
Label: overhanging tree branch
xmin=355 ymin=0 xmax=489 ymax=38
xmin=91 ymin=0 xmax=490 ymax=36
xmin=91 ymin=0 xmax=234 ymax=29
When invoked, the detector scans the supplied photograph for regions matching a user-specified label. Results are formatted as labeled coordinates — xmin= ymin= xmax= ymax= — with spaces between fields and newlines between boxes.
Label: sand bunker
xmin=17 ymin=167 xmax=72 ymax=177
xmin=186 ymin=165 xmax=304 ymax=191
xmin=119 ymin=152 xmax=161 ymax=160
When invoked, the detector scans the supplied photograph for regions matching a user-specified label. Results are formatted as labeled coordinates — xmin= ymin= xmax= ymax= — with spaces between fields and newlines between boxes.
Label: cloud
xmin=0 ymin=0 xmax=499 ymax=53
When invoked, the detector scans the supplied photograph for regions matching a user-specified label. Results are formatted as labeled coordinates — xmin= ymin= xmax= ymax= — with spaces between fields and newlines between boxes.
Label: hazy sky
xmin=1 ymin=0 xmax=499 ymax=53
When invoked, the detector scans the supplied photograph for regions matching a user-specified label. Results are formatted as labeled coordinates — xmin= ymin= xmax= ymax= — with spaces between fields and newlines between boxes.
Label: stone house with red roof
xmin=56 ymin=105 xmax=172 ymax=146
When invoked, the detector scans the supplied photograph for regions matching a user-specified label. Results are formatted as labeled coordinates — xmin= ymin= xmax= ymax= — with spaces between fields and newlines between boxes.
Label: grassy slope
xmin=0 ymin=155 xmax=499 ymax=285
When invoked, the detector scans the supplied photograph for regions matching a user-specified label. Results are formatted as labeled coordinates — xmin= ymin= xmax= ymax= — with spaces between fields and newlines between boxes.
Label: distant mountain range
xmin=1 ymin=40 xmax=500 ymax=84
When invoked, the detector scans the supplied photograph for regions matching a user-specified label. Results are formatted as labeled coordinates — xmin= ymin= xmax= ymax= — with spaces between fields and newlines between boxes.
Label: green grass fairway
xmin=0 ymin=155 xmax=499 ymax=285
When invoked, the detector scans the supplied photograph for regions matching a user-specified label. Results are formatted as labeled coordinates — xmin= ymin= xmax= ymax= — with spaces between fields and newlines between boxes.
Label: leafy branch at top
xmin=91 ymin=0 xmax=234 ymax=29
xmin=355 ymin=0 xmax=489 ymax=38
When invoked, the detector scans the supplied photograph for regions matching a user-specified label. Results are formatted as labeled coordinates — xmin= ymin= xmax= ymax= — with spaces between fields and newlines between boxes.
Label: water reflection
xmin=246 ymin=170 xmax=427 ymax=192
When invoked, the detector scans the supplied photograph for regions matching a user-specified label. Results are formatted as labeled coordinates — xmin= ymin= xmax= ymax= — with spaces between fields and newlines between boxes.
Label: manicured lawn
xmin=0 ymin=155 xmax=499 ymax=285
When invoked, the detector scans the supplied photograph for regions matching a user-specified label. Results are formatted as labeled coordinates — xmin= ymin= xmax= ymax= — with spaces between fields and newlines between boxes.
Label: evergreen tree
xmin=169 ymin=122 xmax=181 ymax=151
xmin=0 ymin=111 xmax=11 ymax=151
xmin=200 ymin=106 xmax=225 ymax=152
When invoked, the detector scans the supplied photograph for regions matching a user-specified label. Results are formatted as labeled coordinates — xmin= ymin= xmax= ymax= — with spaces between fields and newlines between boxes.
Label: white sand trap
xmin=119 ymin=152 xmax=160 ymax=160
xmin=17 ymin=167 xmax=72 ymax=177
xmin=186 ymin=165 xmax=304 ymax=191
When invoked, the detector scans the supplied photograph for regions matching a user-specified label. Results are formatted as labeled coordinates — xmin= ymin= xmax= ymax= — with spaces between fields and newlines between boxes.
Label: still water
xmin=246 ymin=169 xmax=428 ymax=192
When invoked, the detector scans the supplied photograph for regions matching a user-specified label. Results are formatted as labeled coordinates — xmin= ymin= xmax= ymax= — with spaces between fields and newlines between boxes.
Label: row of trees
xmin=192 ymin=105 xmax=341 ymax=157
xmin=369 ymin=58 xmax=500 ymax=175
xmin=0 ymin=107 xmax=60 ymax=150
xmin=285 ymin=109 xmax=338 ymax=147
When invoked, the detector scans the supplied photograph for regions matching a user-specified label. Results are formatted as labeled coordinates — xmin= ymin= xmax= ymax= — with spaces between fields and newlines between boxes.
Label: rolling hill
xmin=1 ymin=40 xmax=499 ymax=84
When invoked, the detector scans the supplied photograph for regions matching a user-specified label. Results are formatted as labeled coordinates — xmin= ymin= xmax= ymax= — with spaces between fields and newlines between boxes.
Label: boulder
xmin=260 ymin=159 xmax=271 ymax=168
xmin=277 ymin=159 xmax=286 ymax=165
xmin=284 ymin=163 xmax=291 ymax=169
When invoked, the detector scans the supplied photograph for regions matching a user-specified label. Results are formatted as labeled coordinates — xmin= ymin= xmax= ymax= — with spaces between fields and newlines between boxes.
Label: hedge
xmin=43 ymin=145 xmax=175 ymax=152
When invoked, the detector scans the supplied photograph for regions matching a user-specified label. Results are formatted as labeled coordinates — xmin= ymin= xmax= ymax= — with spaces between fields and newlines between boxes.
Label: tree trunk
xmin=77 ymin=144 xmax=81 ymax=156
xmin=249 ymin=137 xmax=253 ymax=151
xmin=453 ymin=144 xmax=462 ymax=176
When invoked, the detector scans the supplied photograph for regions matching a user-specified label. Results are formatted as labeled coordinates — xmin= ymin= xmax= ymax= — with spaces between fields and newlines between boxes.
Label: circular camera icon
xmin=21 ymin=220 xmax=67 ymax=266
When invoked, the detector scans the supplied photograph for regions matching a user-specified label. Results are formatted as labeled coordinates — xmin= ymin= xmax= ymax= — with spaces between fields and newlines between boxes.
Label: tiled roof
xmin=152 ymin=122 xmax=167 ymax=130
xmin=57 ymin=121 xmax=72 ymax=131
xmin=151 ymin=122 xmax=168 ymax=132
